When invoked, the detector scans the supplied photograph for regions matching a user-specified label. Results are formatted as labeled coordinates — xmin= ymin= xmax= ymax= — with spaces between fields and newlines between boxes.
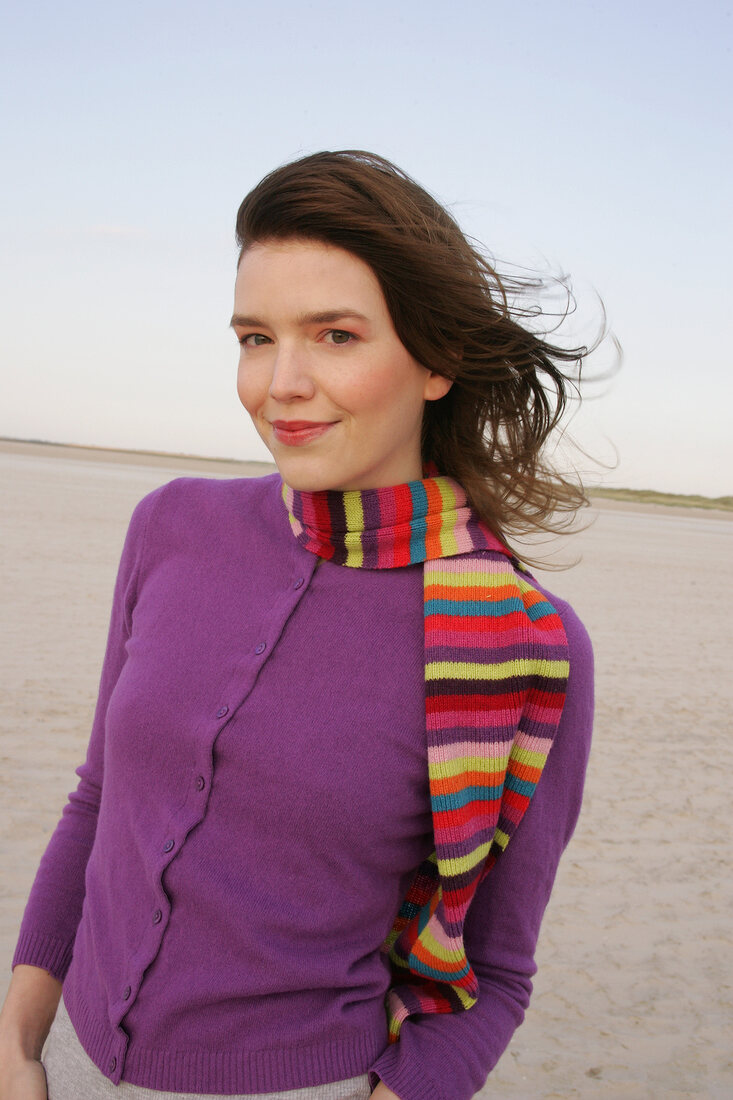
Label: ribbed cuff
xmin=11 ymin=930 xmax=74 ymax=982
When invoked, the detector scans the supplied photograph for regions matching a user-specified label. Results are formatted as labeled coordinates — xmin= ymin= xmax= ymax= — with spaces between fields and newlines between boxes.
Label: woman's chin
xmin=272 ymin=458 xmax=343 ymax=493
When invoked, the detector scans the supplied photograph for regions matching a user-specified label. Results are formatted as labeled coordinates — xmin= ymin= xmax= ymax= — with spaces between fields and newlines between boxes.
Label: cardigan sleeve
xmin=369 ymin=600 xmax=594 ymax=1100
xmin=11 ymin=489 xmax=158 ymax=982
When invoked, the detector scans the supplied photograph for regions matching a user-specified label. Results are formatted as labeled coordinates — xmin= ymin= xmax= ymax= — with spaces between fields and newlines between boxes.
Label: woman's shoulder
xmin=143 ymin=469 xmax=280 ymax=507
xmin=523 ymin=574 xmax=594 ymax=740
xmin=132 ymin=470 xmax=280 ymax=523
xmin=123 ymin=471 xmax=285 ymax=560
xmin=517 ymin=567 xmax=593 ymax=675
xmin=523 ymin=568 xmax=591 ymax=646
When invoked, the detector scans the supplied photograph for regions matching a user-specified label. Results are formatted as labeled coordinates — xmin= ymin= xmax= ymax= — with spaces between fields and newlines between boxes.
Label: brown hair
xmin=236 ymin=150 xmax=600 ymax=546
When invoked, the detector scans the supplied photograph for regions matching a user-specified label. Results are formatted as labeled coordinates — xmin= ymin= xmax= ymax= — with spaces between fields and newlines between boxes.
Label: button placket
xmin=210 ymin=564 xmax=315 ymax=741
xmin=110 ymin=555 xmax=317 ymax=1078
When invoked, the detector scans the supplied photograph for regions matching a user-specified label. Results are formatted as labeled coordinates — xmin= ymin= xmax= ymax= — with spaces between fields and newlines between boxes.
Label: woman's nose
xmin=268 ymin=344 xmax=316 ymax=402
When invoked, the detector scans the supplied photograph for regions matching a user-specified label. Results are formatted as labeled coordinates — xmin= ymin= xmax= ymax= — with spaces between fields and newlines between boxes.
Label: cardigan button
xmin=255 ymin=642 xmax=267 ymax=655
xmin=163 ymin=839 xmax=175 ymax=853
xmin=216 ymin=706 xmax=229 ymax=718
xmin=152 ymin=908 xmax=162 ymax=924
xmin=123 ymin=985 xmax=131 ymax=1000
xmin=108 ymin=1057 xmax=117 ymax=1073
xmin=195 ymin=775 xmax=205 ymax=791
xmin=293 ymin=576 xmax=304 ymax=589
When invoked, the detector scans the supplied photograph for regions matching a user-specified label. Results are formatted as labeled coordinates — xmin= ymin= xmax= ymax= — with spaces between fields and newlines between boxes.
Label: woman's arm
xmin=0 ymin=964 xmax=61 ymax=1098
xmin=2 ymin=493 xmax=156 ymax=1086
xmin=0 ymin=963 xmax=62 ymax=1058
xmin=10 ymin=491 xmax=155 ymax=982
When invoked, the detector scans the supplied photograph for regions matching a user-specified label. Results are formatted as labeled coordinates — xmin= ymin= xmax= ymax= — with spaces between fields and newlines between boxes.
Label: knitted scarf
xmin=281 ymin=474 xmax=569 ymax=1041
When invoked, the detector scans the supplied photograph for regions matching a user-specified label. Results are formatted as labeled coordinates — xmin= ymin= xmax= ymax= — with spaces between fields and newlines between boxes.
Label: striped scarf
xmin=281 ymin=475 xmax=569 ymax=1041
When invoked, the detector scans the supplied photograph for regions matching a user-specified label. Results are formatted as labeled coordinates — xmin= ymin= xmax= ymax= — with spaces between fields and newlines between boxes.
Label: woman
xmin=0 ymin=151 xmax=594 ymax=1100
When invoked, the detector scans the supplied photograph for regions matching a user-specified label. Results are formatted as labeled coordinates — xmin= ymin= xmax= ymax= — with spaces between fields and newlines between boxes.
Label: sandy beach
xmin=1 ymin=439 xmax=731 ymax=1098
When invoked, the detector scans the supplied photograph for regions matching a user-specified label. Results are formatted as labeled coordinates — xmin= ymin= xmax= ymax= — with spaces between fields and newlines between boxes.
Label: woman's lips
xmin=271 ymin=420 xmax=335 ymax=446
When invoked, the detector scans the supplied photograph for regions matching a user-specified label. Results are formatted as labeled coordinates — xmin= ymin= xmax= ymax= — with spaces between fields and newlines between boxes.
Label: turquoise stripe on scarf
xmin=408 ymin=481 xmax=428 ymax=562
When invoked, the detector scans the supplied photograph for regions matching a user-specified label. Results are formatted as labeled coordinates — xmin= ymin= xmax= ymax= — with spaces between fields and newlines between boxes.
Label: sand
xmin=1 ymin=440 xmax=731 ymax=1098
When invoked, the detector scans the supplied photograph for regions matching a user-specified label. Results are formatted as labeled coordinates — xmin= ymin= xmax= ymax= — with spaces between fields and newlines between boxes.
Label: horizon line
xmin=1 ymin=435 xmax=730 ymax=511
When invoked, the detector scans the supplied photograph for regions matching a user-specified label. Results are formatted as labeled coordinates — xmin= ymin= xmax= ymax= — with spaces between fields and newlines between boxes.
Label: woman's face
xmin=232 ymin=238 xmax=451 ymax=492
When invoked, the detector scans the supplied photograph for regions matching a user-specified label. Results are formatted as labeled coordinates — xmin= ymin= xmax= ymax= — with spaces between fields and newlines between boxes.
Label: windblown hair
xmin=236 ymin=150 xmax=598 ymax=545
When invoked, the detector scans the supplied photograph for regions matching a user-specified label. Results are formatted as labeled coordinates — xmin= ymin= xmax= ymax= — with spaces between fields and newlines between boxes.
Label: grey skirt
xmin=43 ymin=998 xmax=373 ymax=1100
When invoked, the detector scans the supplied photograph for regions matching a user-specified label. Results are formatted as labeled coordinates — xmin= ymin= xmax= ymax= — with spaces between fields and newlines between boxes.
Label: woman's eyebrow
xmin=229 ymin=309 xmax=370 ymax=328
xmin=296 ymin=309 xmax=370 ymax=326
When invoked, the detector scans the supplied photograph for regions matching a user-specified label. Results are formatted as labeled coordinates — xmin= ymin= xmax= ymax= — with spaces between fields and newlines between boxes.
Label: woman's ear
xmin=424 ymin=371 xmax=454 ymax=401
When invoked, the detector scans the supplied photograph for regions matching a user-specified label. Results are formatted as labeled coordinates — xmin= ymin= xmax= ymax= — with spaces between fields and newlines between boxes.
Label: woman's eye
xmin=327 ymin=330 xmax=355 ymax=345
xmin=240 ymin=333 xmax=270 ymax=347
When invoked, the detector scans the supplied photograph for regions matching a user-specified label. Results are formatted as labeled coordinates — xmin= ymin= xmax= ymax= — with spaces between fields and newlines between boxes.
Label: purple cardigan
xmin=13 ymin=474 xmax=593 ymax=1100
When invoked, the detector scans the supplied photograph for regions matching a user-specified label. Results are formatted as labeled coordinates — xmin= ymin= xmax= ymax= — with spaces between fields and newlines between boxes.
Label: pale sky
xmin=2 ymin=0 xmax=731 ymax=495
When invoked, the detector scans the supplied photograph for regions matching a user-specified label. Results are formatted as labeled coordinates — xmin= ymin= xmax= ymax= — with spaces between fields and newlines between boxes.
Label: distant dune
xmin=0 ymin=436 xmax=275 ymax=477
xmin=2 ymin=437 xmax=730 ymax=516
xmin=590 ymin=485 xmax=733 ymax=512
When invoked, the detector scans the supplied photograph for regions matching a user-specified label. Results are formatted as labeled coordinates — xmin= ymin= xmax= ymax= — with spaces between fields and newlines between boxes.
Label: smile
xmin=271 ymin=421 xmax=336 ymax=446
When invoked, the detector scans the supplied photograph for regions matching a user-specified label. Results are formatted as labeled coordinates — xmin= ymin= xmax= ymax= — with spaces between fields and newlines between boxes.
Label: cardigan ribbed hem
xmin=64 ymin=991 xmax=387 ymax=1094
xmin=12 ymin=929 xmax=74 ymax=982
xmin=369 ymin=1043 xmax=443 ymax=1100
